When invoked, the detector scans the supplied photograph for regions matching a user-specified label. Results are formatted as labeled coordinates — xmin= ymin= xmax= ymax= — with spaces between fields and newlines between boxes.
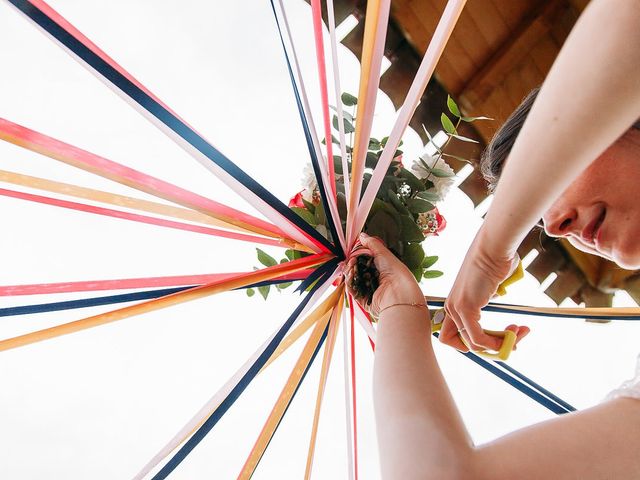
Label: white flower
xmin=410 ymin=153 xmax=455 ymax=202
xmin=301 ymin=163 xmax=318 ymax=202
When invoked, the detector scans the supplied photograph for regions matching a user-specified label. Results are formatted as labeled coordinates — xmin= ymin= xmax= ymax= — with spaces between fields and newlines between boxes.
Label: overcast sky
xmin=0 ymin=1 xmax=638 ymax=479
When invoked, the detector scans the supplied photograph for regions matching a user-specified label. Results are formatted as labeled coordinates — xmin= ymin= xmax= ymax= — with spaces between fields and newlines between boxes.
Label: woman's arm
xmin=441 ymin=0 xmax=640 ymax=351
xmin=356 ymin=235 xmax=640 ymax=480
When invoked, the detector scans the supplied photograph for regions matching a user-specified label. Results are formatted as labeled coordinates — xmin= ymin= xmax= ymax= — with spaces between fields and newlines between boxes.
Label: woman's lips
xmin=581 ymin=207 xmax=606 ymax=246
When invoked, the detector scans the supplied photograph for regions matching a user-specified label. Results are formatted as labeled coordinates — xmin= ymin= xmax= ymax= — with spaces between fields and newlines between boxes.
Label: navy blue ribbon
xmin=433 ymin=333 xmax=573 ymax=415
xmin=427 ymin=300 xmax=640 ymax=321
xmin=10 ymin=0 xmax=338 ymax=256
xmin=270 ymin=0 xmax=344 ymax=260
xmin=151 ymin=268 xmax=334 ymax=479
xmin=0 ymin=275 xmax=310 ymax=318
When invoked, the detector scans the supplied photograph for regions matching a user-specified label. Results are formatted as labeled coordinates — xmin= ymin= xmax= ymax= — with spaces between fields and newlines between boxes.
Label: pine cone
xmin=349 ymin=255 xmax=379 ymax=307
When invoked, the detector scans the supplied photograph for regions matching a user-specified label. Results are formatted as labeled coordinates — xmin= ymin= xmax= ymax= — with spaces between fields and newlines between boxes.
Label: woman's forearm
xmin=374 ymin=305 xmax=473 ymax=479
xmin=482 ymin=0 xmax=640 ymax=256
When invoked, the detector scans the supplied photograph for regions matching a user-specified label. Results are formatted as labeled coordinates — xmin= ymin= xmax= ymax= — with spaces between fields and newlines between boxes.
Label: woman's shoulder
xmin=605 ymin=354 xmax=640 ymax=402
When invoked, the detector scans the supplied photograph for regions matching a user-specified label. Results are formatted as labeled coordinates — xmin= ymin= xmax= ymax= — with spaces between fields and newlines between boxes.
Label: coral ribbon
xmin=0 ymin=253 xmax=332 ymax=352
xmin=353 ymin=0 xmax=466 ymax=239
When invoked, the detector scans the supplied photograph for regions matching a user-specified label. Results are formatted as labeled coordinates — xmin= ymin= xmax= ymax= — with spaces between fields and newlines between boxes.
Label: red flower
xmin=432 ymin=208 xmax=447 ymax=234
xmin=288 ymin=191 xmax=305 ymax=208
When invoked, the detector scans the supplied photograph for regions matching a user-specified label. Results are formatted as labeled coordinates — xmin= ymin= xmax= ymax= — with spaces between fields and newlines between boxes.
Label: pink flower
xmin=417 ymin=207 xmax=447 ymax=236
xmin=288 ymin=191 xmax=305 ymax=208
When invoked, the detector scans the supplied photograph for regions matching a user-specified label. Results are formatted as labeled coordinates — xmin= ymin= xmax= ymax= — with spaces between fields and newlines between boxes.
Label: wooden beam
xmin=458 ymin=0 xmax=566 ymax=111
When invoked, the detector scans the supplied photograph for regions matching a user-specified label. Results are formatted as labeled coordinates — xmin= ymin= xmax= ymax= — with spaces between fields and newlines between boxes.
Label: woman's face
xmin=542 ymin=129 xmax=640 ymax=269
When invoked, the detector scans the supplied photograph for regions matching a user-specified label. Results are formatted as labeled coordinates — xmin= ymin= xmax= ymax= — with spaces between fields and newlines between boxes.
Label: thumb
xmin=359 ymin=232 xmax=386 ymax=256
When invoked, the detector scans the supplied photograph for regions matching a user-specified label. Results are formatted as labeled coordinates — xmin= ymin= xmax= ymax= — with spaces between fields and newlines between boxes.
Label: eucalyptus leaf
xmin=451 ymin=134 xmax=478 ymax=144
xmin=442 ymin=153 xmax=472 ymax=164
xmin=332 ymin=115 xmax=355 ymax=133
xmin=440 ymin=113 xmax=457 ymax=135
xmin=416 ymin=190 xmax=441 ymax=203
xmin=256 ymin=248 xmax=277 ymax=267
xmin=368 ymin=138 xmax=381 ymax=150
xmin=422 ymin=255 xmax=438 ymax=269
xmin=341 ymin=92 xmax=358 ymax=106
xmin=246 ymin=288 xmax=255 ymax=297
xmin=330 ymin=105 xmax=353 ymax=122
xmin=429 ymin=168 xmax=456 ymax=178
xmin=447 ymin=95 xmax=461 ymax=117
xmin=276 ymin=281 xmax=293 ymax=290
xmin=461 ymin=115 xmax=493 ymax=122
xmin=291 ymin=206 xmax=316 ymax=226
xmin=285 ymin=249 xmax=295 ymax=260
xmin=407 ymin=198 xmax=434 ymax=213
xmin=337 ymin=192 xmax=348 ymax=222
xmin=258 ymin=285 xmax=270 ymax=300
xmin=423 ymin=270 xmax=444 ymax=279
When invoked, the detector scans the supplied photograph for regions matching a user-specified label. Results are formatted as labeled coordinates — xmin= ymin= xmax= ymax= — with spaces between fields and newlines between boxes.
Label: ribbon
xmin=133 ymin=279 xmax=340 ymax=480
xmin=346 ymin=0 xmax=391 ymax=248
xmin=348 ymin=294 xmax=360 ymax=480
xmin=304 ymin=286 xmax=345 ymax=479
xmin=341 ymin=301 xmax=355 ymax=480
xmin=0 ymin=118 xmax=294 ymax=244
xmin=271 ymin=0 xmax=346 ymax=254
xmin=0 ymin=187 xmax=291 ymax=248
xmin=353 ymin=0 xmax=467 ymax=240
xmin=238 ymin=289 xmax=344 ymax=479
xmin=8 ymin=0 xmax=334 ymax=254
xmin=150 ymin=268 xmax=336 ymax=479
xmin=0 ymin=253 xmax=331 ymax=352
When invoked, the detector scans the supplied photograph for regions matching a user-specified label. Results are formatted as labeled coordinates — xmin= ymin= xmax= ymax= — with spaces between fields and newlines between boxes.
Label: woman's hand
xmin=346 ymin=233 xmax=425 ymax=316
xmin=440 ymin=227 xmax=530 ymax=352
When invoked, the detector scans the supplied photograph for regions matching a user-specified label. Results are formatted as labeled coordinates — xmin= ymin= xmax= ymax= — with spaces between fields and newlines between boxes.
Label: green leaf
xmin=258 ymin=285 xmax=270 ymax=300
xmin=366 ymin=210 xmax=401 ymax=249
xmin=429 ymin=168 xmax=455 ymax=178
xmin=440 ymin=113 xmax=457 ymax=135
xmin=404 ymin=243 xmax=425 ymax=270
xmin=332 ymin=114 xmax=355 ymax=133
xmin=365 ymin=151 xmax=379 ymax=168
xmin=461 ymin=115 xmax=493 ymax=122
xmin=246 ymin=288 xmax=255 ymax=297
xmin=314 ymin=201 xmax=326 ymax=227
xmin=301 ymin=198 xmax=316 ymax=214
xmin=387 ymin=189 xmax=410 ymax=215
xmin=284 ymin=249 xmax=295 ymax=261
xmin=256 ymin=248 xmax=277 ymax=267
xmin=337 ymin=192 xmax=348 ymax=221
xmin=411 ymin=268 xmax=423 ymax=283
xmin=341 ymin=92 xmax=358 ymax=106
xmin=416 ymin=190 xmax=441 ymax=203
xmin=400 ymin=215 xmax=424 ymax=243
xmin=368 ymin=138 xmax=381 ymax=151
xmin=447 ymin=95 xmax=461 ymax=117
xmin=406 ymin=198 xmax=435 ymax=213
xmin=422 ymin=255 xmax=438 ymax=269
xmin=398 ymin=168 xmax=424 ymax=193
xmin=380 ymin=136 xmax=389 ymax=147
xmin=291 ymin=207 xmax=317 ymax=226
xmin=442 ymin=153 xmax=472 ymax=164
xmin=276 ymin=281 xmax=293 ymax=290
xmin=330 ymin=105 xmax=354 ymax=122
xmin=451 ymin=134 xmax=478 ymax=144
xmin=423 ymin=270 xmax=444 ymax=279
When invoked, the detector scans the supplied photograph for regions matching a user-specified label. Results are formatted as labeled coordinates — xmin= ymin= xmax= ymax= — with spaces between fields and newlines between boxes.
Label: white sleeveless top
xmin=605 ymin=354 xmax=640 ymax=401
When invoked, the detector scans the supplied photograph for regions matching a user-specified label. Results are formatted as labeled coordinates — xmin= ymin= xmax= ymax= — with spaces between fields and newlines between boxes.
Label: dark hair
xmin=481 ymin=88 xmax=640 ymax=193
xmin=480 ymin=88 xmax=540 ymax=193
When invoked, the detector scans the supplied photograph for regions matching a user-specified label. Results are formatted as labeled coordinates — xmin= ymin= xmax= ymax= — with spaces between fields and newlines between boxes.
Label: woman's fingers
xmin=439 ymin=312 xmax=469 ymax=352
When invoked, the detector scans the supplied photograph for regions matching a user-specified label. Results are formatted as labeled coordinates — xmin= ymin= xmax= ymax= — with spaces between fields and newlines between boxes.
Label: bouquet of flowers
xmin=249 ymin=94 xmax=485 ymax=301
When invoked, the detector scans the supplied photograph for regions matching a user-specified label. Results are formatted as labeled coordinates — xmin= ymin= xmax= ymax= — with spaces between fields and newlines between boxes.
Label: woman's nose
xmin=543 ymin=209 xmax=577 ymax=237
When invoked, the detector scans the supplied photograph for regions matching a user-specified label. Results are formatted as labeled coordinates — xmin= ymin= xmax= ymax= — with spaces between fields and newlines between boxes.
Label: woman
xmin=348 ymin=233 xmax=640 ymax=479
xmin=347 ymin=0 xmax=640 ymax=477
